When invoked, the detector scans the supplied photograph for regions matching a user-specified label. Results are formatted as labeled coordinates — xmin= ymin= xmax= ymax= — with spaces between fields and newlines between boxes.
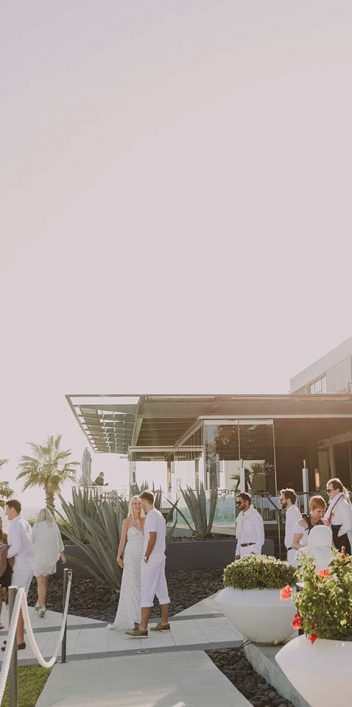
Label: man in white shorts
xmin=4 ymin=499 xmax=34 ymax=650
xmin=126 ymin=490 xmax=170 ymax=638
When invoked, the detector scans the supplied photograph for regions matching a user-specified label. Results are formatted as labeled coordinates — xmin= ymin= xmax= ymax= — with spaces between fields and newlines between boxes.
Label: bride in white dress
xmin=108 ymin=496 xmax=144 ymax=630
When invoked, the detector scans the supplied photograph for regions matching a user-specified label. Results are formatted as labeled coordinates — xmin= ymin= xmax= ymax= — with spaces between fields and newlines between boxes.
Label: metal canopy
xmin=66 ymin=393 xmax=352 ymax=454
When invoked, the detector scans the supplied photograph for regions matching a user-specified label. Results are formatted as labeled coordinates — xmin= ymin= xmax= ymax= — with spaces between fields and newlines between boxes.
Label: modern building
xmin=66 ymin=393 xmax=352 ymax=495
xmin=290 ymin=335 xmax=352 ymax=395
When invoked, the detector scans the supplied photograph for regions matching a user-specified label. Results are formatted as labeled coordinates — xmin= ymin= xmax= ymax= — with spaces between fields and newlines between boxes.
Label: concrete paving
xmin=0 ymin=606 xmax=243 ymax=665
xmin=36 ymin=651 xmax=251 ymax=707
xmin=1 ymin=599 xmax=249 ymax=705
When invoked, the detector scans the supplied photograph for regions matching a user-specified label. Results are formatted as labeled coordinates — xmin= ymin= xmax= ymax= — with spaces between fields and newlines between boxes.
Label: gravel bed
xmin=207 ymin=647 xmax=293 ymax=707
xmin=27 ymin=568 xmax=292 ymax=705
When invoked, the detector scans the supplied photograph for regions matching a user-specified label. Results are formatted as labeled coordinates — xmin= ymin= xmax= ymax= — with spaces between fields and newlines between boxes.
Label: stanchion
xmin=8 ymin=586 xmax=18 ymax=707
xmin=61 ymin=569 xmax=69 ymax=664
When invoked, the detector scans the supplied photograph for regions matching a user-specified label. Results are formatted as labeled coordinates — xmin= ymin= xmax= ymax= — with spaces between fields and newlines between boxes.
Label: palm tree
xmin=17 ymin=435 xmax=79 ymax=510
xmin=0 ymin=458 xmax=14 ymax=507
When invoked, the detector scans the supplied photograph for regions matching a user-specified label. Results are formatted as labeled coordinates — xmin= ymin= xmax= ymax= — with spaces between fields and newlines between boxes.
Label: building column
xmin=328 ymin=444 xmax=336 ymax=477
xmin=204 ymin=424 xmax=219 ymax=490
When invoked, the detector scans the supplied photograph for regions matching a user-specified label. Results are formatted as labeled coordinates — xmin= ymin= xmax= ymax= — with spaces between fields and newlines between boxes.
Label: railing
xmin=0 ymin=568 xmax=72 ymax=707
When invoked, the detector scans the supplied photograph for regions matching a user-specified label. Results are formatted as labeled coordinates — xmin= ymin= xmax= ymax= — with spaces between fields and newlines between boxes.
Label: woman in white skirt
xmin=32 ymin=508 xmax=65 ymax=617
xmin=108 ymin=496 xmax=144 ymax=630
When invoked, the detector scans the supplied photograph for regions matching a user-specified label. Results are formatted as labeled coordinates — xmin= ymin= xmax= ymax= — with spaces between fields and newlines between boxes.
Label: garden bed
xmin=62 ymin=537 xmax=275 ymax=575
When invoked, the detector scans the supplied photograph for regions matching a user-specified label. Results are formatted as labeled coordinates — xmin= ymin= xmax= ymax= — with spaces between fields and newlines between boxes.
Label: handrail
xmin=0 ymin=570 xmax=72 ymax=705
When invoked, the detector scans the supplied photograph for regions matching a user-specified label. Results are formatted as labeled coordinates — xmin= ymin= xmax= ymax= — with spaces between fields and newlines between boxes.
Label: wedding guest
xmin=32 ymin=508 xmax=65 ymax=618
xmin=108 ymin=496 xmax=144 ymax=631
xmin=3 ymin=500 xmax=34 ymax=650
xmin=0 ymin=517 xmax=9 ymax=630
xmin=324 ymin=477 xmax=352 ymax=553
xmin=280 ymin=488 xmax=302 ymax=566
xmin=235 ymin=492 xmax=265 ymax=559
xmin=292 ymin=495 xmax=327 ymax=558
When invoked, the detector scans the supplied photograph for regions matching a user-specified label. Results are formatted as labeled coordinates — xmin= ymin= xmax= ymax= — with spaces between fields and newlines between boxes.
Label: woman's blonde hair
xmin=37 ymin=507 xmax=55 ymax=524
xmin=128 ymin=495 xmax=144 ymax=519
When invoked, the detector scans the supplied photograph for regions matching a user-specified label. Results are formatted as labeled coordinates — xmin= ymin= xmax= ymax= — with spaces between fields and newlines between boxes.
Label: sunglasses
xmin=326 ymin=489 xmax=333 ymax=493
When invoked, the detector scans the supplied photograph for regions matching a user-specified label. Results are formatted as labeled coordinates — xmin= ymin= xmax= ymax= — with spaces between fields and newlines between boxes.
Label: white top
xmin=7 ymin=515 xmax=34 ymax=571
xmin=143 ymin=508 xmax=166 ymax=559
xmin=324 ymin=493 xmax=352 ymax=537
xmin=284 ymin=504 xmax=302 ymax=549
xmin=236 ymin=507 xmax=264 ymax=555
xmin=293 ymin=519 xmax=309 ymax=548
xmin=32 ymin=520 xmax=64 ymax=575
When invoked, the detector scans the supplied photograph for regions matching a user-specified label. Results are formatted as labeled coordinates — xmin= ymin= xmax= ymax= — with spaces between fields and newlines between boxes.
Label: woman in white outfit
xmin=32 ymin=508 xmax=65 ymax=618
xmin=108 ymin=496 xmax=144 ymax=631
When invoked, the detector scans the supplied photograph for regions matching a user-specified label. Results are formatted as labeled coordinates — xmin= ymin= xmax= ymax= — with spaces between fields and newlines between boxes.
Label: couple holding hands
xmin=108 ymin=490 xmax=170 ymax=637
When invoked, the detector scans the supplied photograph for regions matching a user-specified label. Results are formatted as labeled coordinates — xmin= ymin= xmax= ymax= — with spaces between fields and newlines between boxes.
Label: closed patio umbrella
xmin=78 ymin=447 xmax=92 ymax=487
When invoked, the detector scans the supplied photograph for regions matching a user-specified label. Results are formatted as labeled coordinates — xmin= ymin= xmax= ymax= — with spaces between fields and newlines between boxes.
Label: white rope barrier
xmin=0 ymin=571 xmax=72 ymax=704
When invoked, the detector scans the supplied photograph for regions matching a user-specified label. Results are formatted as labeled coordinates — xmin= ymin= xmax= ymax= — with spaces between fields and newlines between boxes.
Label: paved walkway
xmin=0 ymin=598 xmax=251 ymax=705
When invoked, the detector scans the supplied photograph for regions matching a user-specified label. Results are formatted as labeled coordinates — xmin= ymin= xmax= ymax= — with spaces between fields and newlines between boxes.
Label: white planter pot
xmin=276 ymin=634 xmax=352 ymax=707
xmin=214 ymin=587 xmax=295 ymax=644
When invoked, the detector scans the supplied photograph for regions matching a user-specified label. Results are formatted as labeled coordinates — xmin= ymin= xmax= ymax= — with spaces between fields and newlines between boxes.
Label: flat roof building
xmin=290 ymin=335 xmax=352 ymax=395
xmin=67 ymin=393 xmax=352 ymax=494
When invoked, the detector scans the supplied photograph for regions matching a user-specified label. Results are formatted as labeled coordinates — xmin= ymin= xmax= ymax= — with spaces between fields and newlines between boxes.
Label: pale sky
xmin=1 ymin=1 xmax=352 ymax=508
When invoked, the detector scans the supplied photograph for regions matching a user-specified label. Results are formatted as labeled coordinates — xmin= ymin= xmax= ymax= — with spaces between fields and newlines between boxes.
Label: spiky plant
xmin=17 ymin=435 xmax=79 ymax=510
xmin=175 ymin=482 xmax=218 ymax=539
xmin=57 ymin=494 xmax=125 ymax=591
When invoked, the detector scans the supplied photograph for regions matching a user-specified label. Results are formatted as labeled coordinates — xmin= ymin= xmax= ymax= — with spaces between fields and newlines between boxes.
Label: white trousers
xmin=239 ymin=545 xmax=259 ymax=558
xmin=141 ymin=556 xmax=170 ymax=608
xmin=287 ymin=548 xmax=298 ymax=567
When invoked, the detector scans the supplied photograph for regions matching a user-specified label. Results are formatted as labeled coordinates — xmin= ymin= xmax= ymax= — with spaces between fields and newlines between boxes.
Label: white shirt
xmin=324 ymin=493 xmax=352 ymax=537
xmin=284 ymin=504 xmax=302 ymax=550
xmin=236 ymin=507 xmax=264 ymax=555
xmin=144 ymin=508 xmax=166 ymax=559
xmin=7 ymin=515 xmax=34 ymax=571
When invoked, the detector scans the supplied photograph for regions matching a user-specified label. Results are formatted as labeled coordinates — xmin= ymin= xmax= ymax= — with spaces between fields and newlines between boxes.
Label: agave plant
xmin=58 ymin=487 xmax=100 ymax=544
xmin=129 ymin=481 xmax=162 ymax=510
xmin=57 ymin=488 xmax=127 ymax=591
xmin=174 ymin=482 xmax=218 ymax=539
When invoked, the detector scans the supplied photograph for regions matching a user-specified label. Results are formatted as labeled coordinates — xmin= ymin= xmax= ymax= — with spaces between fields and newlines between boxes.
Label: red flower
xmin=318 ymin=568 xmax=330 ymax=577
xmin=280 ymin=585 xmax=293 ymax=601
xmin=291 ymin=613 xmax=303 ymax=630
xmin=308 ymin=633 xmax=318 ymax=644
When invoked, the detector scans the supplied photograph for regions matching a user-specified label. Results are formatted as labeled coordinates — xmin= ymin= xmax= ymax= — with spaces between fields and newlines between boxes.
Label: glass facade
xmin=202 ymin=419 xmax=276 ymax=493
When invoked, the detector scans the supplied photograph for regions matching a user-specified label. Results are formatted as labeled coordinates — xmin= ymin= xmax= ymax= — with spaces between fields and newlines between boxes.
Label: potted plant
xmin=276 ymin=552 xmax=352 ymax=707
xmin=214 ymin=555 xmax=296 ymax=644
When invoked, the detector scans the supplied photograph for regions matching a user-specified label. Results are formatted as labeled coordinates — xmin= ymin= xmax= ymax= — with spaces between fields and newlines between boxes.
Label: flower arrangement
xmin=280 ymin=552 xmax=352 ymax=643
xmin=224 ymin=554 xmax=296 ymax=590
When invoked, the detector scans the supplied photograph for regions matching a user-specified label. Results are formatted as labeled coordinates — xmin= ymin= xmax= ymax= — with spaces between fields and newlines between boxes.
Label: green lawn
xmin=1 ymin=665 xmax=51 ymax=707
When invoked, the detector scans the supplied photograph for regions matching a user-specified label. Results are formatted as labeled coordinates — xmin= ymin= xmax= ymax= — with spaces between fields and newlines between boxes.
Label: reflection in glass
xmin=239 ymin=420 xmax=276 ymax=495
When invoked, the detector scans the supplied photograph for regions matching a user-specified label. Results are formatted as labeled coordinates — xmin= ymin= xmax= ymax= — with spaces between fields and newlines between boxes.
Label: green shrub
xmin=224 ymin=554 xmax=296 ymax=590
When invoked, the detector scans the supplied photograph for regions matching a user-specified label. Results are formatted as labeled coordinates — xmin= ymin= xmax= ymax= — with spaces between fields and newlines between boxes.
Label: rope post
xmin=8 ymin=586 xmax=18 ymax=707
xmin=61 ymin=569 xmax=69 ymax=664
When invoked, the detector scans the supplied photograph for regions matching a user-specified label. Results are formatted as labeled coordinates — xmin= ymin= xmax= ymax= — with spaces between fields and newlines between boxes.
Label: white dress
xmin=32 ymin=521 xmax=64 ymax=576
xmin=108 ymin=526 xmax=144 ymax=630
